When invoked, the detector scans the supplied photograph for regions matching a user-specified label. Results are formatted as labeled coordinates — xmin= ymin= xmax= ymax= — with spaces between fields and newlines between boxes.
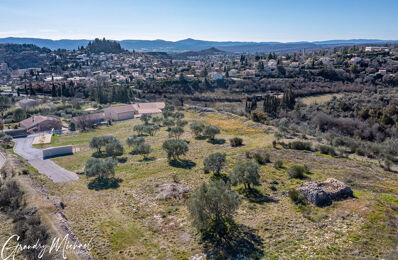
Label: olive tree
xmin=172 ymin=112 xmax=184 ymax=119
xmin=140 ymin=114 xmax=152 ymax=125
xmin=134 ymin=143 xmax=151 ymax=159
xmin=105 ymin=139 xmax=124 ymax=157
xmin=168 ymin=126 xmax=184 ymax=139
xmin=176 ymin=119 xmax=188 ymax=128
xmin=85 ymin=157 xmax=117 ymax=180
xmin=204 ymin=125 xmax=220 ymax=140
xmin=89 ymin=135 xmax=122 ymax=156
xmin=203 ymin=152 xmax=226 ymax=175
xmin=126 ymin=135 xmax=145 ymax=148
xmin=152 ymin=116 xmax=163 ymax=125
xmin=230 ymin=160 xmax=260 ymax=190
xmin=187 ymin=180 xmax=241 ymax=239
xmin=162 ymin=139 xmax=189 ymax=161
xmin=133 ymin=124 xmax=146 ymax=135
xmin=190 ymin=122 xmax=205 ymax=137
xmin=145 ymin=124 xmax=160 ymax=136
xmin=163 ymin=119 xmax=175 ymax=130
xmin=162 ymin=110 xmax=173 ymax=119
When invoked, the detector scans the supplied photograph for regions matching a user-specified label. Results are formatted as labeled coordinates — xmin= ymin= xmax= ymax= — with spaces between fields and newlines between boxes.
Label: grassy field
xmin=35 ymin=109 xmax=398 ymax=259
xmin=298 ymin=93 xmax=344 ymax=105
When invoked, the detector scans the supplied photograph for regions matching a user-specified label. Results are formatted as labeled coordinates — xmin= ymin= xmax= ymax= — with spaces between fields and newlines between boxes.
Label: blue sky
xmin=0 ymin=0 xmax=397 ymax=42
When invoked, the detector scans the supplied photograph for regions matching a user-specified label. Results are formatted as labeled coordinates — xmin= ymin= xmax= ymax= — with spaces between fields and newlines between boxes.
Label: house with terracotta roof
xmin=70 ymin=112 xmax=106 ymax=129
xmin=20 ymin=116 xmax=62 ymax=133
xmin=104 ymin=102 xmax=165 ymax=121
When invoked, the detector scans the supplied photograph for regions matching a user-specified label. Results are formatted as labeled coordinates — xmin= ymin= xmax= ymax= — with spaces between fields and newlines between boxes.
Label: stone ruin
xmin=299 ymin=178 xmax=354 ymax=207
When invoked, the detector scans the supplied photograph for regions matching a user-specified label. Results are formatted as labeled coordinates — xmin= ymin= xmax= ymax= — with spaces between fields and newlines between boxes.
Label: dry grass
xmin=31 ymin=110 xmax=398 ymax=259
xmin=299 ymin=93 xmax=344 ymax=105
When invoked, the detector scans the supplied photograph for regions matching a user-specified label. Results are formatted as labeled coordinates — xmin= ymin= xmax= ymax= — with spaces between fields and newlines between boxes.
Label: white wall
xmin=43 ymin=146 xmax=73 ymax=159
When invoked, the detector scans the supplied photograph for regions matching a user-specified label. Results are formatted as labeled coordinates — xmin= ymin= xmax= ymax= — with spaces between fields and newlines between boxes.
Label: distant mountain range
xmin=0 ymin=37 xmax=396 ymax=53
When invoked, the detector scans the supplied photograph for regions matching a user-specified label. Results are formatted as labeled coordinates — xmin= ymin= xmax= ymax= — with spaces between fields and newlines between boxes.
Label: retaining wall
xmin=43 ymin=146 xmax=73 ymax=159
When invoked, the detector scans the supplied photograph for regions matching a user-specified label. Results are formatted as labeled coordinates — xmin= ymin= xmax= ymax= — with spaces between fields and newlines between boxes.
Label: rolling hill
xmin=0 ymin=37 xmax=396 ymax=53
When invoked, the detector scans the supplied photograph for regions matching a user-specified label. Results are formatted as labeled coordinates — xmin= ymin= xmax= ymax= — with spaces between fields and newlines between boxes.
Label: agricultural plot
xmin=35 ymin=110 xmax=398 ymax=259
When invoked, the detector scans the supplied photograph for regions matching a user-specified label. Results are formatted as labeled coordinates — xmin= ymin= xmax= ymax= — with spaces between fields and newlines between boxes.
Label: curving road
xmin=13 ymin=134 xmax=79 ymax=183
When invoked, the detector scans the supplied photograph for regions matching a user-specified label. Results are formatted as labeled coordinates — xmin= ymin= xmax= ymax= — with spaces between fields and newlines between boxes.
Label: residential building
xmin=20 ymin=116 xmax=62 ymax=133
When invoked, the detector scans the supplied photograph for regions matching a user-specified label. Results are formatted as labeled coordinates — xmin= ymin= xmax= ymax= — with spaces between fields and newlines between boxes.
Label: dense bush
xmin=251 ymin=111 xmax=267 ymax=123
xmin=253 ymin=150 xmax=270 ymax=165
xmin=318 ymin=145 xmax=336 ymax=156
xmin=288 ymin=189 xmax=307 ymax=205
xmin=288 ymin=165 xmax=306 ymax=179
xmin=0 ymin=180 xmax=24 ymax=212
xmin=230 ymin=137 xmax=243 ymax=147
xmin=288 ymin=141 xmax=312 ymax=151
xmin=274 ymin=160 xmax=283 ymax=169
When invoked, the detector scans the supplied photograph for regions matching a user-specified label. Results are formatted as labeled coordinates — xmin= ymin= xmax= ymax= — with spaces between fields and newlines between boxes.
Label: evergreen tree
xmin=187 ymin=180 xmax=240 ymax=239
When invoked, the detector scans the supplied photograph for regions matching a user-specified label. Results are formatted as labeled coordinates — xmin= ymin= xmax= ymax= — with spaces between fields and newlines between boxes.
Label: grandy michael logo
xmin=1 ymin=234 xmax=92 ymax=260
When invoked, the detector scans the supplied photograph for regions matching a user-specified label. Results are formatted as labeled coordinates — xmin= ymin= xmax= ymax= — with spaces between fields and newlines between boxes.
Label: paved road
xmin=0 ymin=151 xmax=6 ymax=169
xmin=13 ymin=135 xmax=79 ymax=183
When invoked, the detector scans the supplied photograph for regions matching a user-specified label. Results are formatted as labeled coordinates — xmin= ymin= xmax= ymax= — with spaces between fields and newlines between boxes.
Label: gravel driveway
xmin=13 ymin=135 xmax=79 ymax=183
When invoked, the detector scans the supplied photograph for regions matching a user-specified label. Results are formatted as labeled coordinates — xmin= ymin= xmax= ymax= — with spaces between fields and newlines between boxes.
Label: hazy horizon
xmin=1 ymin=0 xmax=398 ymax=42
xmin=1 ymin=36 xmax=397 ymax=43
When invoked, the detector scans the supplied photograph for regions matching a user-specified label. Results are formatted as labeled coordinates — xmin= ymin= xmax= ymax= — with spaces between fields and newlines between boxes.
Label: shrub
xmin=0 ymin=180 xmax=24 ymax=212
xmin=230 ymin=137 xmax=243 ymax=147
xmin=251 ymin=111 xmax=267 ymax=123
xmin=288 ymin=189 xmax=307 ymax=205
xmin=318 ymin=145 xmax=336 ymax=156
xmin=274 ymin=160 xmax=283 ymax=169
xmin=69 ymin=122 xmax=76 ymax=131
xmin=253 ymin=151 xmax=270 ymax=165
xmin=288 ymin=141 xmax=312 ymax=151
xmin=288 ymin=165 xmax=306 ymax=179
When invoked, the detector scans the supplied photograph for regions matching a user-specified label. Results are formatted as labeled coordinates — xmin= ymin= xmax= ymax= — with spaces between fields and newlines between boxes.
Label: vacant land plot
xmin=299 ymin=93 xmax=344 ymax=105
xmin=36 ymin=110 xmax=398 ymax=259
